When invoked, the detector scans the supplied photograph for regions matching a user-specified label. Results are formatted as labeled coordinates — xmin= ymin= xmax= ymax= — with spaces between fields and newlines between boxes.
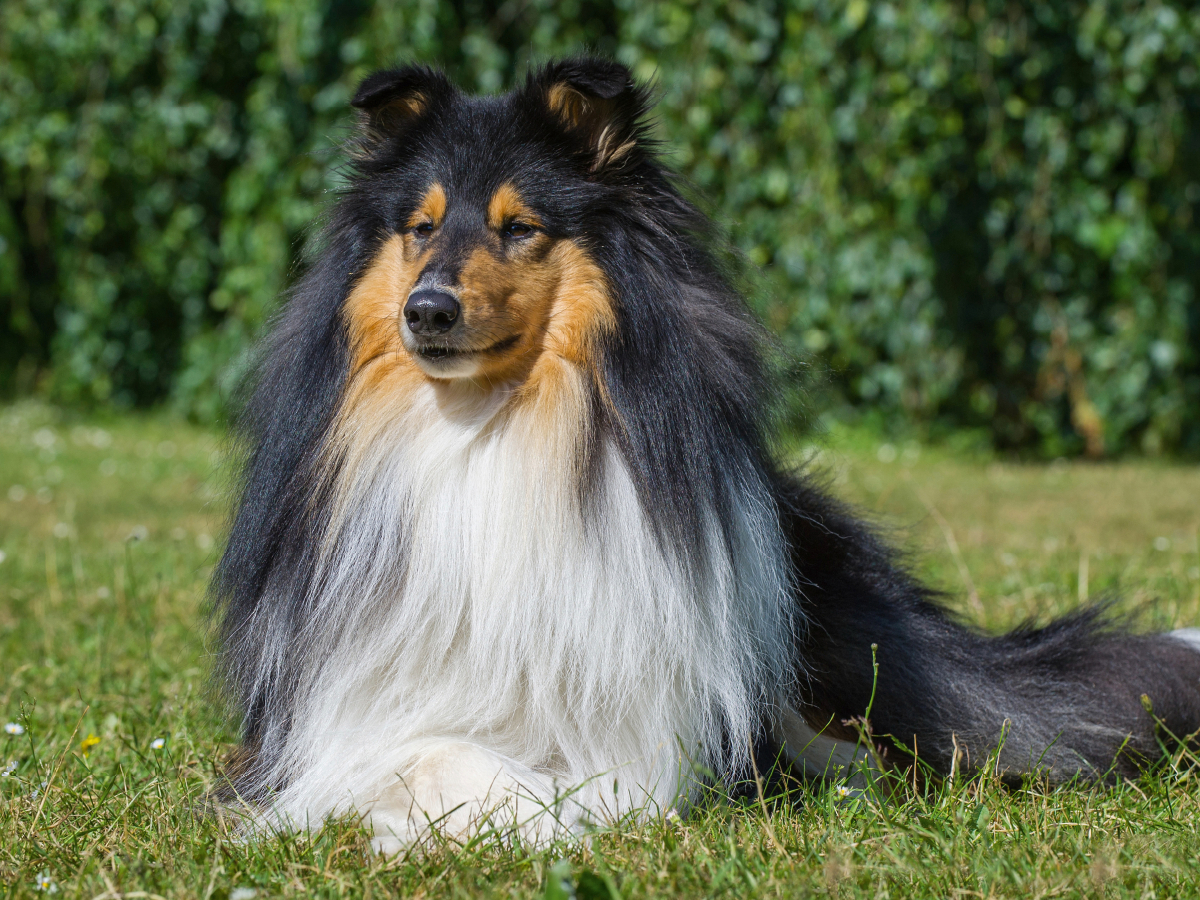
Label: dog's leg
xmin=777 ymin=476 xmax=1200 ymax=782
xmin=365 ymin=742 xmax=579 ymax=853
xmin=772 ymin=706 xmax=872 ymax=786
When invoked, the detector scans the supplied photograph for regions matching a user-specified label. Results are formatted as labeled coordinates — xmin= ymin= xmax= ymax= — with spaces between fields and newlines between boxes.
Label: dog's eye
xmin=503 ymin=221 xmax=534 ymax=239
xmin=413 ymin=222 xmax=435 ymax=237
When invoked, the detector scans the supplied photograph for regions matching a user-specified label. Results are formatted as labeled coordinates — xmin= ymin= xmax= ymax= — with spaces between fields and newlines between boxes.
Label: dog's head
xmin=342 ymin=59 xmax=653 ymax=388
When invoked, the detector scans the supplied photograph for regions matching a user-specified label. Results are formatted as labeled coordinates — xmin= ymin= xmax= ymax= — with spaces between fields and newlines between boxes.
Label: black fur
xmin=213 ymin=57 xmax=1200 ymax=800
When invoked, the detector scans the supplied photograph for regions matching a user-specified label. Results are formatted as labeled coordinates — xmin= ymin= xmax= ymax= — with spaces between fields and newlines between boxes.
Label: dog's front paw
xmin=370 ymin=829 xmax=413 ymax=857
xmin=366 ymin=742 xmax=581 ymax=852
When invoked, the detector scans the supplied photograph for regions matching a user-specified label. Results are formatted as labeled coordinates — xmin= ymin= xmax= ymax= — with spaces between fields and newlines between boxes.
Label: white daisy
xmin=4 ymin=722 xmax=24 ymax=736
xmin=150 ymin=737 xmax=165 ymax=750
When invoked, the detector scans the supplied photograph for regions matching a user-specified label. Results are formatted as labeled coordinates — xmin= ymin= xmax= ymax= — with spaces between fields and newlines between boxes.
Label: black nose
xmin=404 ymin=289 xmax=460 ymax=335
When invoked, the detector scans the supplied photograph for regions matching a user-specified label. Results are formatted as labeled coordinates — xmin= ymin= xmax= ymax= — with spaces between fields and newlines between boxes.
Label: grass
xmin=3 ymin=401 xmax=1200 ymax=898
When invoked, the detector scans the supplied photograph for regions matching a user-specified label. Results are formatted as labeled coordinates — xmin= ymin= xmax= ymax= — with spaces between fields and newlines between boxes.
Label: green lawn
xmin=3 ymin=402 xmax=1200 ymax=898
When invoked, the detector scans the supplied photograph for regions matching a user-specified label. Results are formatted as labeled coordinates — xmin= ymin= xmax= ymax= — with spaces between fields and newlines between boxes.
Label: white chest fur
xmin=253 ymin=373 xmax=791 ymax=845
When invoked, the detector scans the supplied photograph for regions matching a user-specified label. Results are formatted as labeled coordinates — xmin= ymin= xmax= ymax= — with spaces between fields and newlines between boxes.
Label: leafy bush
xmin=3 ymin=0 xmax=1198 ymax=454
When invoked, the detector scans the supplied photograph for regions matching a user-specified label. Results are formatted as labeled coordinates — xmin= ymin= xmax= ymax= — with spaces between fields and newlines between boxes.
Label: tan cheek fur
xmin=465 ymin=238 xmax=616 ymax=456
xmin=513 ymin=241 xmax=616 ymax=438
xmin=455 ymin=239 xmax=614 ymax=384
xmin=342 ymin=233 xmax=425 ymax=400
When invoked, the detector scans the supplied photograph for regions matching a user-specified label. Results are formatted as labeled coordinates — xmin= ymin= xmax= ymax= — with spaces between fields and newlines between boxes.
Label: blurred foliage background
xmin=2 ymin=0 xmax=1198 ymax=456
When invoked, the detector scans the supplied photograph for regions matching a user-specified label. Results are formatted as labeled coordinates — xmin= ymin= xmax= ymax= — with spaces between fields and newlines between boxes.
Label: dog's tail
xmin=778 ymin=477 xmax=1200 ymax=782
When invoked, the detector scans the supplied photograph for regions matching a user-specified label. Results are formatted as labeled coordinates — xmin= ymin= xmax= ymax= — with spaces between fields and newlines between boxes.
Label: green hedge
xmin=3 ymin=0 xmax=1199 ymax=454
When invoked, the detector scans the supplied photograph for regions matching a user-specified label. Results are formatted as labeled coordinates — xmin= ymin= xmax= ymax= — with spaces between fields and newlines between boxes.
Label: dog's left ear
xmin=528 ymin=58 xmax=650 ymax=173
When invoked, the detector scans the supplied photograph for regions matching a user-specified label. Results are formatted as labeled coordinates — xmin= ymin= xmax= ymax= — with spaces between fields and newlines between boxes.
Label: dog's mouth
xmin=414 ymin=334 xmax=520 ymax=362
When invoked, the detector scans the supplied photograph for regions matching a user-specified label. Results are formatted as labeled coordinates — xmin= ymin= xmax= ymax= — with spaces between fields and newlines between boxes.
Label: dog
xmin=212 ymin=58 xmax=1200 ymax=852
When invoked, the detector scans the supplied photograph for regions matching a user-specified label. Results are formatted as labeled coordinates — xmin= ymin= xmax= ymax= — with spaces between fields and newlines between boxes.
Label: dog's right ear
xmin=350 ymin=65 xmax=453 ymax=147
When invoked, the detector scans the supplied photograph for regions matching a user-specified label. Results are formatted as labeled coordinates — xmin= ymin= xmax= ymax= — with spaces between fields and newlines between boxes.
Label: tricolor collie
xmin=214 ymin=58 xmax=1200 ymax=851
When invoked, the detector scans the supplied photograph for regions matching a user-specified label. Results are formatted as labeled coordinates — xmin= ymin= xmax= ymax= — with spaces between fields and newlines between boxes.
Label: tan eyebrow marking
xmin=487 ymin=182 xmax=542 ymax=231
xmin=406 ymin=182 xmax=446 ymax=229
